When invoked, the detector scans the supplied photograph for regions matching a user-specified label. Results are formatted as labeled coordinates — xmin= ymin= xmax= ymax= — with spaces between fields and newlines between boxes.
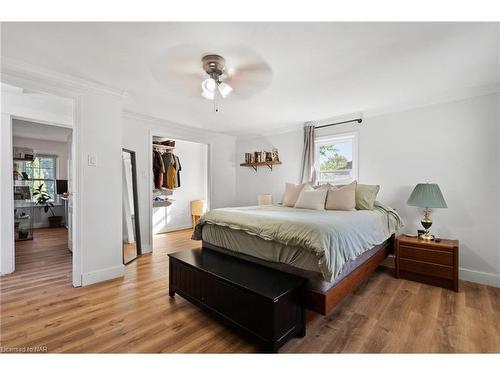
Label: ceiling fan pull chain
xmin=214 ymin=85 xmax=220 ymax=113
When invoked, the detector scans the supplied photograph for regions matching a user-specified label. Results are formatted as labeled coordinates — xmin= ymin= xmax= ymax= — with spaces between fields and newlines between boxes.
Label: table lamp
xmin=407 ymin=182 xmax=447 ymax=240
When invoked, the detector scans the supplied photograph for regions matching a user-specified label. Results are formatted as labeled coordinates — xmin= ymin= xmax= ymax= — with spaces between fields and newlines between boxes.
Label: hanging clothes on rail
xmin=160 ymin=151 xmax=182 ymax=189
xmin=152 ymin=150 xmax=165 ymax=189
xmin=174 ymin=154 xmax=182 ymax=188
xmin=162 ymin=152 xmax=174 ymax=189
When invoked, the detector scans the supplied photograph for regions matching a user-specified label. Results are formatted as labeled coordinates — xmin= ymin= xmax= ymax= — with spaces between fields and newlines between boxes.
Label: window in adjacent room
xmin=315 ymin=133 xmax=358 ymax=185
xmin=26 ymin=155 xmax=57 ymax=201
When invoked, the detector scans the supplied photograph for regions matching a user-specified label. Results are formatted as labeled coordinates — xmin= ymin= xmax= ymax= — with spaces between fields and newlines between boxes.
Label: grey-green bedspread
xmin=192 ymin=203 xmax=402 ymax=282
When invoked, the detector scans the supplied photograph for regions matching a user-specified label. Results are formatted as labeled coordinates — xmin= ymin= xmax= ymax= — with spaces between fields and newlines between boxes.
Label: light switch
xmin=87 ymin=154 xmax=97 ymax=167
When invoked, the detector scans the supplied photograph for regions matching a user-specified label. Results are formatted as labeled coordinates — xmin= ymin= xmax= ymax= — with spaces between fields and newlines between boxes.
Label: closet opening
xmin=151 ymin=136 xmax=209 ymax=252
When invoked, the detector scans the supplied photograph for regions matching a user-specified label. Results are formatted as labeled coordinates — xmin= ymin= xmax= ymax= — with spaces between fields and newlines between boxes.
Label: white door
xmin=67 ymin=133 xmax=73 ymax=252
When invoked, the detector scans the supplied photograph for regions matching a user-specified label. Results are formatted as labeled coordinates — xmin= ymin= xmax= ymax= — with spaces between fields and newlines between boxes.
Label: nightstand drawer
xmin=399 ymin=258 xmax=453 ymax=280
xmin=399 ymin=245 xmax=453 ymax=266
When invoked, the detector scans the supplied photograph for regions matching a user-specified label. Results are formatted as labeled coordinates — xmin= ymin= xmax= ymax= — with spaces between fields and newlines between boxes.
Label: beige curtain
xmin=300 ymin=123 xmax=316 ymax=184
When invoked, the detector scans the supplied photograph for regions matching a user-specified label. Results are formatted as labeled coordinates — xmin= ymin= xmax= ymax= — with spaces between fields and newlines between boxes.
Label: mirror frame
xmin=122 ymin=148 xmax=142 ymax=264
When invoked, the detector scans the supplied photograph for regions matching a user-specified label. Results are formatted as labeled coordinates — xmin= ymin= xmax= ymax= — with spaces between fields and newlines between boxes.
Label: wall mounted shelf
xmin=240 ymin=161 xmax=282 ymax=172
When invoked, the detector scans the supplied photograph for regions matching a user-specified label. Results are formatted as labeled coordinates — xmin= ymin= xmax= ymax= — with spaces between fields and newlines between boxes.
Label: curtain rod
xmin=314 ymin=118 xmax=362 ymax=129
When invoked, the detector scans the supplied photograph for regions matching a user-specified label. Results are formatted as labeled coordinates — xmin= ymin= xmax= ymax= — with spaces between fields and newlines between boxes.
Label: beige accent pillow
xmin=355 ymin=184 xmax=380 ymax=210
xmin=313 ymin=183 xmax=333 ymax=191
xmin=294 ymin=186 xmax=327 ymax=210
xmin=282 ymin=182 xmax=307 ymax=207
xmin=325 ymin=181 xmax=357 ymax=211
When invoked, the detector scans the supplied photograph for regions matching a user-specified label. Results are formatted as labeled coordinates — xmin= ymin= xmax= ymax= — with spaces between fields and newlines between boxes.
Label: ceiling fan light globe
xmin=201 ymin=89 xmax=214 ymax=100
xmin=201 ymin=78 xmax=216 ymax=93
xmin=218 ymin=82 xmax=233 ymax=98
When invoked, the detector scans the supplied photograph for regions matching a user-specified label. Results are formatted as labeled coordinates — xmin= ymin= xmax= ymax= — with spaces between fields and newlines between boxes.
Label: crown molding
xmin=236 ymin=82 xmax=500 ymax=140
xmin=363 ymin=82 xmax=500 ymax=119
xmin=1 ymin=57 xmax=127 ymax=98
xmin=123 ymin=110 xmax=236 ymax=140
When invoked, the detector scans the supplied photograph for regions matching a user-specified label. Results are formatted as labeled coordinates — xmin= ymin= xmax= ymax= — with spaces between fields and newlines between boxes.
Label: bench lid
xmin=169 ymin=248 xmax=305 ymax=300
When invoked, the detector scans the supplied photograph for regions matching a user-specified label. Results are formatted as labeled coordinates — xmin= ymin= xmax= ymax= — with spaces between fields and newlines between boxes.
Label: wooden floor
xmin=1 ymin=229 xmax=499 ymax=353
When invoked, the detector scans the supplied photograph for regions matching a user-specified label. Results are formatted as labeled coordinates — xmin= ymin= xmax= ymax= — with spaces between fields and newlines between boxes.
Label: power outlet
xmin=87 ymin=154 xmax=97 ymax=167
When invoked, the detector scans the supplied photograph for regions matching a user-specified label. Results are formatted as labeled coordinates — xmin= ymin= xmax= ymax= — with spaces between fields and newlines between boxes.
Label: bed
xmin=192 ymin=203 xmax=402 ymax=315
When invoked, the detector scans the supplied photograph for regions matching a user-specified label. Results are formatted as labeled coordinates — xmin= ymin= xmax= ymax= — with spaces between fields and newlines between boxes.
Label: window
xmin=24 ymin=156 xmax=57 ymax=201
xmin=315 ymin=133 xmax=358 ymax=185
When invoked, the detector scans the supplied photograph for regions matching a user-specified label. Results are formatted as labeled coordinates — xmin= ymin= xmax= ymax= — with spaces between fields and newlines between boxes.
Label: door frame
xmin=1 ymin=80 xmax=83 ymax=287
xmin=122 ymin=148 xmax=142 ymax=265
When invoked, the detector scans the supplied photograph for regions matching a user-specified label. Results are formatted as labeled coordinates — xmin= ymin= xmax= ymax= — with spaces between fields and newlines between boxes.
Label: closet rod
xmin=314 ymin=118 xmax=362 ymax=129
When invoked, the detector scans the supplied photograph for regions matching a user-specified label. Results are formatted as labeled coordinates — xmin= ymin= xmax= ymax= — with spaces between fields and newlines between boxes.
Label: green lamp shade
xmin=407 ymin=183 xmax=447 ymax=208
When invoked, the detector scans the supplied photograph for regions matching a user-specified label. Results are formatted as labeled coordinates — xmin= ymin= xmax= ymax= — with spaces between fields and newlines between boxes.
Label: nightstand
xmin=395 ymin=235 xmax=459 ymax=292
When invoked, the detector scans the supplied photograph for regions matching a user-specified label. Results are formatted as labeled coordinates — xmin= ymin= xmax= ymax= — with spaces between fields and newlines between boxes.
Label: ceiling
xmin=13 ymin=119 xmax=72 ymax=142
xmin=1 ymin=22 xmax=499 ymax=136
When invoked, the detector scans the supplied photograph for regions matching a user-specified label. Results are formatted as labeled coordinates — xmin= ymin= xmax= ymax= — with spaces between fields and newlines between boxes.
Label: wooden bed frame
xmin=202 ymin=234 xmax=395 ymax=316
xmin=306 ymin=235 xmax=394 ymax=314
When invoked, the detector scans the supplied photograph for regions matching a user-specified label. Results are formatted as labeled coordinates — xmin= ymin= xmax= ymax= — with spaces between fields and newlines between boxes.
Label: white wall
xmin=1 ymin=86 xmax=73 ymax=127
xmin=122 ymin=113 xmax=236 ymax=252
xmin=153 ymin=139 xmax=208 ymax=234
xmin=79 ymin=92 xmax=124 ymax=285
xmin=236 ymin=129 xmax=303 ymax=206
xmin=235 ymin=93 xmax=500 ymax=287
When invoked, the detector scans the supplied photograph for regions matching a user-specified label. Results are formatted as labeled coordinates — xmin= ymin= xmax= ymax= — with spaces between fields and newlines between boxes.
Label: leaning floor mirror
xmin=122 ymin=149 xmax=142 ymax=264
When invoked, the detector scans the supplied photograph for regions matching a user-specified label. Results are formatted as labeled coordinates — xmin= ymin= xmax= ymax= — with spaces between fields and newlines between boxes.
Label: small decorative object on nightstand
xmin=257 ymin=193 xmax=272 ymax=206
xmin=395 ymin=235 xmax=459 ymax=292
xmin=407 ymin=182 xmax=447 ymax=240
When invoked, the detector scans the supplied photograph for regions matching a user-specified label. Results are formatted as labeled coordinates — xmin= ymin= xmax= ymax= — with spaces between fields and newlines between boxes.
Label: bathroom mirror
xmin=122 ymin=149 xmax=142 ymax=264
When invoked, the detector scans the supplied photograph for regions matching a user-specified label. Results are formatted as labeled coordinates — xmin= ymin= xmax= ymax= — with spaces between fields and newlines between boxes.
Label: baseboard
xmin=81 ymin=264 xmax=124 ymax=286
xmin=459 ymin=267 xmax=500 ymax=288
xmin=141 ymin=243 xmax=153 ymax=254
xmin=155 ymin=224 xmax=193 ymax=234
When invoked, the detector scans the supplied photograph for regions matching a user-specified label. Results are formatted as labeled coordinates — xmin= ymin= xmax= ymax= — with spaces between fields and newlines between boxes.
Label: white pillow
xmin=294 ymin=187 xmax=327 ymax=210
xmin=282 ymin=182 xmax=308 ymax=207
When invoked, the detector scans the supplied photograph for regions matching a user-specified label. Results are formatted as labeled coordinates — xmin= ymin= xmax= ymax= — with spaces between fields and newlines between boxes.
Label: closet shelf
xmin=153 ymin=199 xmax=174 ymax=208
xmin=240 ymin=161 xmax=282 ymax=172
xmin=153 ymin=144 xmax=175 ymax=151
xmin=153 ymin=188 xmax=173 ymax=197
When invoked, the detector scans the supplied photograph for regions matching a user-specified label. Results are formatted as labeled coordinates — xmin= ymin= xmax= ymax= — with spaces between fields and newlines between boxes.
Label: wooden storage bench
xmin=168 ymin=248 xmax=306 ymax=352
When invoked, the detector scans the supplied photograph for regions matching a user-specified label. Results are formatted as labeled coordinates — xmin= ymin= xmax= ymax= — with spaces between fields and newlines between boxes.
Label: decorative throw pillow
xmin=355 ymin=184 xmax=380 ymax=210
xmin=325 ymin=181 xmax=357 ymax=211
xmin=313 ymin=183 xmax=332 ymax=191
xmin=294 ymin=186 xmax=327 ymax=210
xmin=282 ymin=182 xmax=308 ymax=207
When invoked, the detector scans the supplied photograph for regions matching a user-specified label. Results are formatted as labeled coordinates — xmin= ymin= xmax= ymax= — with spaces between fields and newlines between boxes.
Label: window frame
xmin=314 ymin=132 xmax=358 ymax=186
xmin=29 ymin=154 xmax=58 ymax=202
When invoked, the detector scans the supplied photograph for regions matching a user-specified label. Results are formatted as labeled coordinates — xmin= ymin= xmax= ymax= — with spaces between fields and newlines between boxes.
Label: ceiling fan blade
xmin=224 ymin=63 xmax=272 ymax=98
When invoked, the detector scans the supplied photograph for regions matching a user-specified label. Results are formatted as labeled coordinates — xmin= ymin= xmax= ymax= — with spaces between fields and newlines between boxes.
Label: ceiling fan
xmin=150 ymin=45 xmax=273 ymax=113
xmin=201 ymin=54 xmax=233 ymax=101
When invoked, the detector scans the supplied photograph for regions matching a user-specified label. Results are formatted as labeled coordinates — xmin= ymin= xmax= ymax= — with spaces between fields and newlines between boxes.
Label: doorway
xmin=11 ymin=119 xmax=73 ymax=284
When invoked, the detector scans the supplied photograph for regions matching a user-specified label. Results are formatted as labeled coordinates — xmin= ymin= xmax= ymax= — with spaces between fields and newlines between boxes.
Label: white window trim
xmin=31 ymin=154 xmax=57 ymax=201
xmin=314 ymin=132 xmax=359 ymax=185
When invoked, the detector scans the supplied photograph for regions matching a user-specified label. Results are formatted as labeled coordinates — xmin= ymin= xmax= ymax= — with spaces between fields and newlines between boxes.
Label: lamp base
xmin=420 ymin=208 xmax=434 ymax=241
xmin=419 ymin=232 xmax=435 ymax=241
